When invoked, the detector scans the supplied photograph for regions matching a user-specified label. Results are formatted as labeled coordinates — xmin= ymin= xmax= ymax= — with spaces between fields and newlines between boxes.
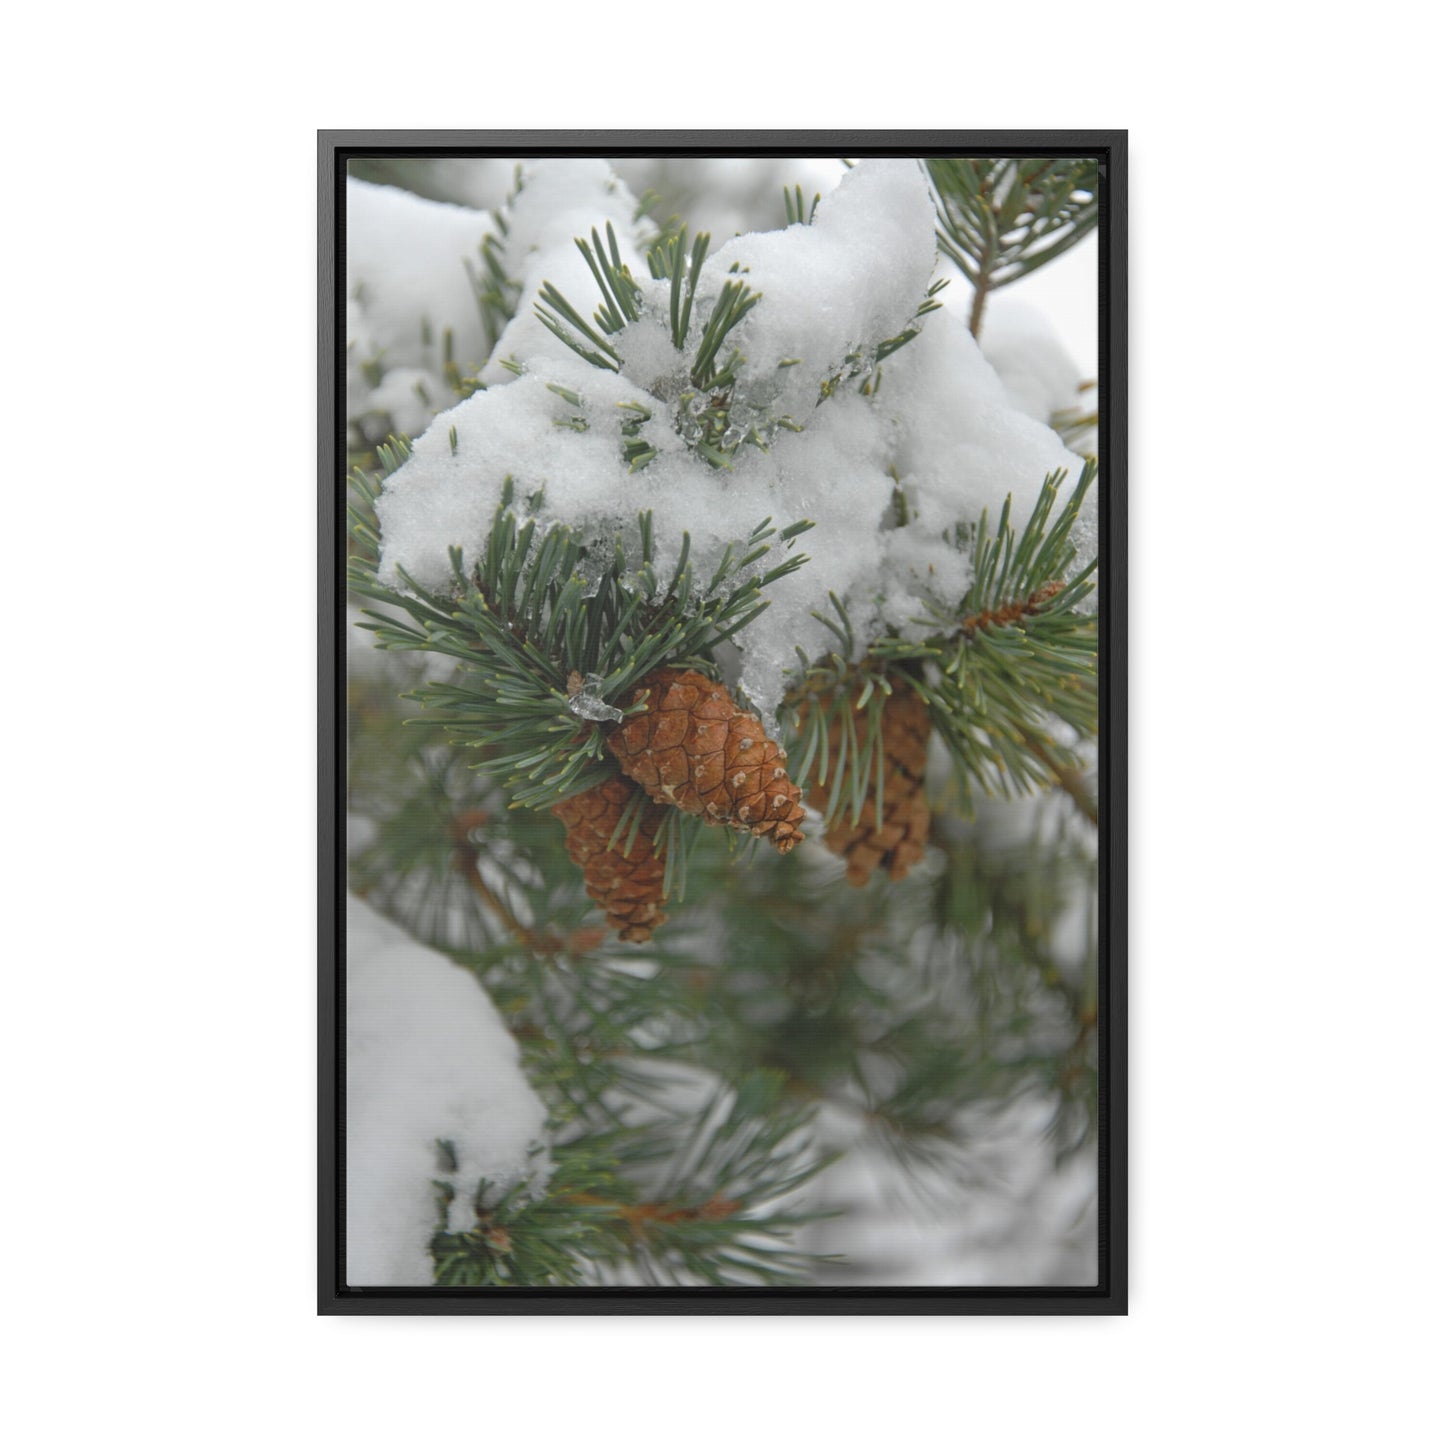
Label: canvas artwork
xmin=326 ymin=137 xmax=1123 ymax=1311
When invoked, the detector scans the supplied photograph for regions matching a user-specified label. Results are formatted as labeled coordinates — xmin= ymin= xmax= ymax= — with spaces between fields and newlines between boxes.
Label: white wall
xmin=5 ymin=3 xmax=1440 ymax=1442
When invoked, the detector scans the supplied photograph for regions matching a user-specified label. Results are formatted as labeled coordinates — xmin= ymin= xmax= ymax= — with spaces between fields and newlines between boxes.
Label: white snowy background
xmin=5 ymin=11 xmax=1441 ymax=1445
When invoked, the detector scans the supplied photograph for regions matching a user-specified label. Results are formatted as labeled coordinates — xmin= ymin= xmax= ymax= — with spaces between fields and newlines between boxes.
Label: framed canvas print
xmin=319 ymin=131 xmax=1126 ymax=1314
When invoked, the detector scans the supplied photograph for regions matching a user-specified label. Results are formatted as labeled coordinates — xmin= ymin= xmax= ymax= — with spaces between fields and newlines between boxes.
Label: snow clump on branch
xmin=370 ymin=157 xmax=1085 ymax=725
xmin=345 ymin=896 xmax=548 ymax=1286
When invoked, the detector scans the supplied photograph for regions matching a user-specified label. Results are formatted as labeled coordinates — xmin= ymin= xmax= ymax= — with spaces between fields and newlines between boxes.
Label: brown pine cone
xmin=810 ymin=684 xmax=932 ymax=886
xmin=607 ymin=668 xmax=805 ymax=853
xmin=551 ymin=776 xmax=669 ymax=942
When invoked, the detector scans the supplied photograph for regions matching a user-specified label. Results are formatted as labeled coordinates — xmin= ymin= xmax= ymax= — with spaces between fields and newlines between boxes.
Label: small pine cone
xmin=810 ymin=685 xmax=932 ymax=886
xmin=607 ymin=668 xmax=805 ymax=853
xmin=551 ymin=776 xmax=669 ymax=943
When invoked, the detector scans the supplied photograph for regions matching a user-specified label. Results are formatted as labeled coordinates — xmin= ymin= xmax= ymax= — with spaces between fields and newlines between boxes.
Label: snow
xmin=971 ymin=298 xmax=1101 ymax=583
xmin=370 ymin=157 xmax=1089 ymax=727
xmin=360 ymin=366 xmax=447 ymax=443
xmin=611 ymin=156 xmax=848 ymax=239
xmin=359 ymin=155 xmax=849 ymax=246
xmin=345 ymin=179 xmax=496 ymax=439
xmin=878 ymin=305 xmax=1085 ymax=530
xmin=478 ymin=159 xmax=649 ymax=385
xmin=977 ymin=296 xmax=1087 ymax=425
xmin=345 ymin=895 xmax=548 ymax=1286
xmin=376 ymin=156 xmax=519 ymax=211
xmin=993 ymin=229 xmax=1099 ymax=381
xmin=346 ymin=180 xmax=494 ymax=376
xmin=374 ymin=356 xmax=667 ymax=593
xmin=706 ymin=157 xmax=939 ymax=418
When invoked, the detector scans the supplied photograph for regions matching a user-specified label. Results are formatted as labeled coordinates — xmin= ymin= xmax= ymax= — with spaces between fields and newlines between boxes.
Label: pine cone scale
xmin=807 ymin=684 xmax=932 ymax=886
xmin=608 ymin=667 xmax=805 ymax=853
xmin=651 ymin=709 xmax=689 ymax=750
xmin=552 ymin=775 xmax=669 ymax=943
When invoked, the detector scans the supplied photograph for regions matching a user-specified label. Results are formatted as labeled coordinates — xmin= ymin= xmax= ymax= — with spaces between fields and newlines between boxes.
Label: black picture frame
xmin=319 ymin=130 xmax=1127 ymax=1315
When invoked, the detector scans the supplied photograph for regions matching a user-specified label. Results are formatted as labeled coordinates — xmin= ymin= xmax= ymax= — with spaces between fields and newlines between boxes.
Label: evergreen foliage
xmin=783 ymin=461 xmax=1097 ymax=831
xmin=431 ymin=1075 xmax=833 ymax=1287
xmin=350 ymin=462 xmax=812 ymax=814
xmin=929 ymin=157 xmax=1099 ymax=337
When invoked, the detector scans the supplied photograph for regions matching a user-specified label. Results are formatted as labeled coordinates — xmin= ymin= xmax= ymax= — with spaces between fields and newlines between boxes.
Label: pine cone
xmin=551 ymin=776 xmax=669 ymax=943
xmin=810 ymin=685 xmax=932 ymax=886
xmin=607 ymin=668 xmax=805 ymax=853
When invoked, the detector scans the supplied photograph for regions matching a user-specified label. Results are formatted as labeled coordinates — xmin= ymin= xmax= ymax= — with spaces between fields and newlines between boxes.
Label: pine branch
xmin=1022 ymin=734 xmax=1097 ymax=826
xmin=430 ymin=1073 xmax=836 ymax=1287
xmin=783 ymin=183 xmax=821 ymax=227
xmin=928 ymin=158 xmax=1099 ymax=338
xmin=349 ymin=470 xmax=813 ymax=813
xmin=646 ymin=226 xmax=710 ymax=350
xmin=535 ymin=221 xmax=762 ymax=390
xmin=959 ymin=579 xmax=1067 ymax=637
xmin=530 ymin=202 xmax=951 ymax=472
xmin=927 ymin=463 xmax=1098 ymax=803
xmin=449 ymin=808 xmax=559 ymax=950
xmin=352 ymin=648 xmax=1097 ymax=1238
xmin=786 ymin=657 xmax=905 ymax=836
xmin=937 ymin=828 xmax=1099 ymax=1156
xmin=646 ymin=820 xmax=1098 ymax=1197
xmin=777 ymin=462 xmax=1098 ymax=819
xmin=817 ymin=278 xmax=949 ymax=404
xmin=1050 ymin=380 xmax=1099 ymax=457
xmin=462 ymin=163 xmax=527 ymax=365
xmin=533 ymin=222 xmax=786 ymax=472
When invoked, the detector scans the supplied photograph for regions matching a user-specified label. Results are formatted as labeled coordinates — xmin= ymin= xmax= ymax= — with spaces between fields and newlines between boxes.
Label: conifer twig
xmin=450 ymin=810 xmax=553 ymax=951
xmin=1022 ymin=733 xmax=1098 ymax=827
xmin=928 ymin=158 xmax=1099 ymax=339
xmin=959 ymin=580 xmax=1067 ymax=638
